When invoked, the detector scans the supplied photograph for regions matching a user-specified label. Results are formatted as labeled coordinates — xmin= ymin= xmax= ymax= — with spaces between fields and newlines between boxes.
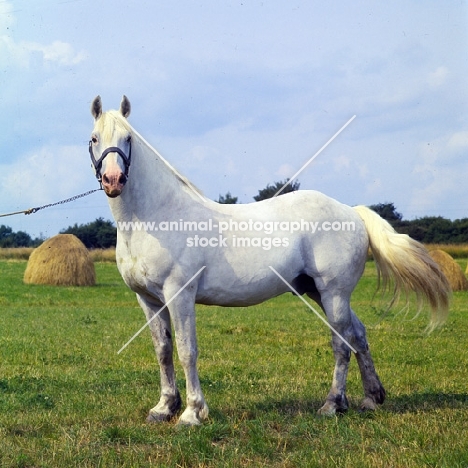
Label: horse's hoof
xmin=175 ymin=418 xmax=202 ymax=428
xmin=318 ymin=394 xmax=348 ymax=416
xmin=317 ymin=402 xmax=342 ymax=416
xmin=359 ymin=397 xmax=377 ymax=412
xmin=176 ymin=403 xmax=209 ymax=427
xmin=146 ymin=392 xmax=182 ymax=423
xmin=317 ymin=405 xmax=336 ymax=417
xmin=359 ymin=384 xmax=386 ymax=412
xmin=146 ymin=411 xmax=173 ymax=423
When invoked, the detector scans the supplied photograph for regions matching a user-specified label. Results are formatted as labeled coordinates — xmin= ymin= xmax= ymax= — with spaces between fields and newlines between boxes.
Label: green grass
xmin=0 ymin=260 xmax=467 ymax=467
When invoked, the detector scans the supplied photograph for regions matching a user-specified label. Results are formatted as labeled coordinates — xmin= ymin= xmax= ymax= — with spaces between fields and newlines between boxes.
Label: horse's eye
xmin=126 ymin=135 xmax=132 ymax=143
xmin=91 ymin=136 xmax=98 ymax=144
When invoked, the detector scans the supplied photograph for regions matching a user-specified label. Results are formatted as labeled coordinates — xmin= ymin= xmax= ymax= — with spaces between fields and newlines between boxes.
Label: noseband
xmin=89 ymin=140 xmax=132 ymax=182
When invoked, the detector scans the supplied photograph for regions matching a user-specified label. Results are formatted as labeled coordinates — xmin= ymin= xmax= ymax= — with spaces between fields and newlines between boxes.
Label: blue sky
xmin=0 ymin=0 xmax=467 ymax=238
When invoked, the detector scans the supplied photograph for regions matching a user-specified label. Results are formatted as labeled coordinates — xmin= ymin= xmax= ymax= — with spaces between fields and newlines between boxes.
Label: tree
xmin=368 ymin=202 xmax=403 ymax=226
xmin=61 ymin=218 xmax=116 ymax=248
xmin=0 ymin=225 xmax=13 ymax=247
xmin=13 ymin=231 xmax=34 ymax=247
xmin=0 ymin=225 xmax=38 ymax=247
xmin=253 ymin=178 xmax=300 ymax=201
xmin=217 ymin=192 xmax=238 ymax=204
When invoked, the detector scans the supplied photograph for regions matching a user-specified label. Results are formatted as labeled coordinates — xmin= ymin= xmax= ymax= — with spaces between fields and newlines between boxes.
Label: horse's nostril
xmin=102 ymin=174 xmax=110 ymax=184
xmin=118 ymin=173 xmax=127 ymax=185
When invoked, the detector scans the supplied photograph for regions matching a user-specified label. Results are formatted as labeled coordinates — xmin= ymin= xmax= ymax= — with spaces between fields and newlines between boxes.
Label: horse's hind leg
xmin=137 ymin=295 xmax=182 ymax=423
xmin=351 ymin=313 xmax=386 ymax=411
xmin=317 ymin=292 xmax=354 ymax=416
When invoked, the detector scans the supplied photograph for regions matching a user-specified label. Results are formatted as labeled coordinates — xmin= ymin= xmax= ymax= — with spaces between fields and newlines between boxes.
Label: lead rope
xmin=0 ymin=188 xmax=103 ymax=218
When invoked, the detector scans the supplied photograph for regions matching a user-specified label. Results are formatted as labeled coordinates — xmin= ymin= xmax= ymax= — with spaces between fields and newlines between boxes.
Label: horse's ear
xmin=91 ymin=95 xmax=102 ymax=120
xmin=120 ymin=95 xmax=131 ymax=118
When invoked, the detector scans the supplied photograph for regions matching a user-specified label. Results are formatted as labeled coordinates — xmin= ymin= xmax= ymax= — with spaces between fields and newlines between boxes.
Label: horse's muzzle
xmin=102 ymin=171 xmax=127 ymax=197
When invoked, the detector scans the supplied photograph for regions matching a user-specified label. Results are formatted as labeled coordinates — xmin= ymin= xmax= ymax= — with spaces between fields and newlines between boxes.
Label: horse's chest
xmin=119 ymin=257 xmax=146 ymax=287
xmin=116 ymin=252 xmax=164 ymax=302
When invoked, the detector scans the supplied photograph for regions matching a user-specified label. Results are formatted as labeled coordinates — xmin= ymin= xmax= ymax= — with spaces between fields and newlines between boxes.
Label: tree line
xmin=0 ymin=225 xmax=43 ymax=248
xmin=368 ymin=202 xmax=468 ymax=244
xmin=1 ymin=181 xmax=467 ymax=247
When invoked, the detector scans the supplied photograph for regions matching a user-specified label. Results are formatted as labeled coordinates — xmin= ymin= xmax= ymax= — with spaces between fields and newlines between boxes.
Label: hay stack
xmin=429 ymin=249 xmax=468 ymax=292
xmin=24 ymin=234 xmax=96 ymax=286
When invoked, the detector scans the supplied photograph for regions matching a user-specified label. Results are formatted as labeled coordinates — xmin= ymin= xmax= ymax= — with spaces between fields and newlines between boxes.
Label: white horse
xmin=89 ymin=96 xmax=450 ymax=426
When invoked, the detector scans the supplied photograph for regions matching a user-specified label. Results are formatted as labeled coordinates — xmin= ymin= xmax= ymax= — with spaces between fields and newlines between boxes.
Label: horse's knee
xmin=177 ymin=347 xmax=198 ymax=368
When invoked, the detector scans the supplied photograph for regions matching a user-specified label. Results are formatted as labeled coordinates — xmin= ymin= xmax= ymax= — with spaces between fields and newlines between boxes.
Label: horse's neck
xmin=108 ymin=137 xmax=206 ymax=223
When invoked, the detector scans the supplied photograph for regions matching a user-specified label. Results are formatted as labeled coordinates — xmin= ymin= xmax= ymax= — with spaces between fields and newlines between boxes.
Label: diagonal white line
xmin=117 ymin=266 xmax=206 ymax=354
xmin=273 ymin=115 xmax=356 ymax=198
xmin=131 ymin=127 xmax=207 ymax=203
xmin=269 ymin=266 xmax=357 ymax=353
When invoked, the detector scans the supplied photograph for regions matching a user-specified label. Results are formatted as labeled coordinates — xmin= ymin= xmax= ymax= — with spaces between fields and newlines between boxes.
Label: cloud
xmin=0 ymin=145 xmax=95 ymax=209
xmin=0 ymin=36 xmax=86 ymax=68
xmin=365 ymin=178 xmax=383 ymax=195
xmin=333 ymin=156 xmax=351 ymax=172
xmin=408 ymin=165 xmax=466 ymax=218
xmin=0 ymin=2 xmax=86 ymax=69
xmin=0 ymin=1 xmax=14 ymax=33
xmin=30 ymin=40 xmax=86 ymax=66
xmin=276 ymin=164 xmax=295 ymax=179
xmin=427 ymin=66 xmax=449 ymax=88
xmin=448 ymin=131 xmax=468 ymax=152
xmin=0 ymin=143 xmax=109 ymax=239
xmin=405 ymin=128 xmax=468 ymax=218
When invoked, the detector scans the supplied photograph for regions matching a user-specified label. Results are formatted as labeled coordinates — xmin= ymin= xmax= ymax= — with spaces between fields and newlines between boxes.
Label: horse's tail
xmin=353 ymin=205 xmax=451 ymax=331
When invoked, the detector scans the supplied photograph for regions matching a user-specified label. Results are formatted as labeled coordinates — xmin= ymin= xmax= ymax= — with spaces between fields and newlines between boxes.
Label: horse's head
xmin=90 ymin=95 xmax=132 ymax=198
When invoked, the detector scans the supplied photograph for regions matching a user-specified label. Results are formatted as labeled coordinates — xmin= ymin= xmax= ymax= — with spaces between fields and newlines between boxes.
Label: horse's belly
xmin=194 ymin=263 xmax=295 ymax=307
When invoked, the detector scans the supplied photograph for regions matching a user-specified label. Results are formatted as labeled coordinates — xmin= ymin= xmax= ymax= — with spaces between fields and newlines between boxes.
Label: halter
xmin=89 ymin=140 xmax=132 ymax=183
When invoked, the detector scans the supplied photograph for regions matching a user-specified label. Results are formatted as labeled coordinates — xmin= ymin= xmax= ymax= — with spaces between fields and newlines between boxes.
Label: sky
xmin=0 ymin=0 xmax=467 ymax=239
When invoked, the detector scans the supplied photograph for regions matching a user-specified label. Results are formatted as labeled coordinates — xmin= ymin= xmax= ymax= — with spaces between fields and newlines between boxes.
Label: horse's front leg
xmin=167 ymin=289 xmax=209 ymax=426
xmin=137 ymin=295 xmax=182 ymax=422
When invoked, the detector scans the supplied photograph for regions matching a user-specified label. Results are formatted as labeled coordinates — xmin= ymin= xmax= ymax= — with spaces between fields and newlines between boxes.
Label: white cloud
xmin=427 ymin=66 xmax=449 ymax=88
xmin=366 ymin=178 xmax=383 ymax=195
xmin=358 ymin=164 xmax=370 ymax=179
xmin=0 ymin=143 xmax=108 ymax=239
xmin=333 ymin=155 xmax=351 ymax=172
xmin=1 ymin=36 xmax=86 ymax=68
xmin=33 ymin=40 xmax=86 ymax=65
xmin=0 ymin=145 xmax=95 ymax=208
xmin=408 ymin=165 xmax=466 ymax=218
xmin=0 ymin=1 xmax=14 ymax=33
xmin=0 ymin=3 xmax=85 ymax=69
xmin=276 ymin=163 xmax=295 ymax=179
xmin=448 ymin=131 xmax=468 ymax=151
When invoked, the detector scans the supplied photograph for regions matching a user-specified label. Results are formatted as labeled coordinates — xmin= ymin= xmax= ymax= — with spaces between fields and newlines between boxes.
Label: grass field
xmin=0 ymin=258 xmax=467 ymax=467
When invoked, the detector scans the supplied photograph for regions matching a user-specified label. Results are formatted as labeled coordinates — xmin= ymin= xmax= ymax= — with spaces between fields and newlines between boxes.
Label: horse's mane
xmin=98 ymin=111 xmax=205 ymax=200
